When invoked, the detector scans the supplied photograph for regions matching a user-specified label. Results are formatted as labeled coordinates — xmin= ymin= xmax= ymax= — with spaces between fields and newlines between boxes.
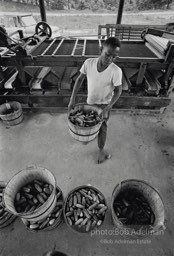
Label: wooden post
xmin=116 ymin=0 xmax=125 ymax=25
xmin=39 ymin=0 xmax=47 ymax=22
xmin=136 ymin=62 xmax=147 ymax=86
xmin=15 ymin=60 xmax=27 ymax=86
xmin=167 ymin=74 xmax=174 ymax=95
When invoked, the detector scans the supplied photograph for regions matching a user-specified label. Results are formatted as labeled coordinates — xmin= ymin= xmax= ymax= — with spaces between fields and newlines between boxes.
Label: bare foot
xmin=82 ymin=141 xmax=89 ymax=145
xmin=97 ymin=150 xmax=112 ymax=164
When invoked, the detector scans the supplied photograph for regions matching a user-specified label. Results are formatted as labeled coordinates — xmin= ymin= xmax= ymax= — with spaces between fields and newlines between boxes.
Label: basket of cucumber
xmin=68 ymin=104 xmax=103 ymax=142
xmin=63 ymin=185 xmax=107 ymax=233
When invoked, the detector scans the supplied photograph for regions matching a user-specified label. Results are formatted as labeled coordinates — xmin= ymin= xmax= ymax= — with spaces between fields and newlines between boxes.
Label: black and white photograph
xmin=0 ymin=0 xmax=174 ymax=255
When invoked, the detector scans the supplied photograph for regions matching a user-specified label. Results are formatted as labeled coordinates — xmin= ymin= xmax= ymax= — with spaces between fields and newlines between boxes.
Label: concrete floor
xmin=0 ymin=99 xmax=174 ymax=256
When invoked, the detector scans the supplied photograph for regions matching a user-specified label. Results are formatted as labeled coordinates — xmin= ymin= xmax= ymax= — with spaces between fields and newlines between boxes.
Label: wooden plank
xmin=98 ymin=25 xmax=102 ymax=39
xmin=22 ymin=106 xmax=162 ymax=114
xmin=122 ymin=68 xmax=131 ymax=92
xmin=4 ymin=71 xmax=18 ymax=89
xmin=165 ymin=44 xmax=174 ymax=62
xmin=0 ymin=94 xmax=171 ymax=108
xmin=31 ymin=67 xmax=51 ymax=90
xmin=52 ymin=39 xmax=64 ymax=55
xmin=82 ymin=40 xmax=86 ymax=56
xmin=144 ymin=71 xmax=160 ymax=96
xmin=41 ymin=38 xmax=56 ymax=56
xmin=106 ymin=24 xmax=166 ymax=31
xmin=163 ymin=62 xmax=174 ymax=88
xmin=136 ymin=62 xmax=147 ymax=85
xmin=1 ymin=57 xmax=163 ymax=70
xmin=167 ymin=75 xmax=174 ymax=95
xmin=98 ymin=39 xmax=102 ymax=48
xmin=71 ymin=39 xmax=78 ymax=56
xmin=15 ymin=60 xmax=27 ymax=86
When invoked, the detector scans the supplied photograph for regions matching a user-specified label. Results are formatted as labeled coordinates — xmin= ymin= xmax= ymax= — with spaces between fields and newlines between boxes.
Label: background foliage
xmin=2 ymin=0 xmax=173 ymax=11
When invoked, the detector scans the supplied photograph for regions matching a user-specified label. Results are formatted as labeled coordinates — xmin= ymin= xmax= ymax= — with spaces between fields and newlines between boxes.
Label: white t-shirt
xmin=80 ymin=58 xmax=122 ymax=105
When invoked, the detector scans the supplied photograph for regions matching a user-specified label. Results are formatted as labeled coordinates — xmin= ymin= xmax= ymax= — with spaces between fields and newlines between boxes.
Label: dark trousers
xmin=96 ymin=105 xmax=110 ymax=150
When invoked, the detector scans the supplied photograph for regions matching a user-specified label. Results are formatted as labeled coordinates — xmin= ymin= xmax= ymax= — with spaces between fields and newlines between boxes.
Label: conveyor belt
xmin=31 ymin=39 xmax=159 ymax=59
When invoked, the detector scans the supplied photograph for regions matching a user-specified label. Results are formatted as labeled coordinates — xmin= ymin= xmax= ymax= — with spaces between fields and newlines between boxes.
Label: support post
xmin=39 ymin=0 xmax=47 ymax=22
xmin=116 ymin=0 xmax=125 ymax=24
xmin=136 ymin=62 xmax=147 ymax=86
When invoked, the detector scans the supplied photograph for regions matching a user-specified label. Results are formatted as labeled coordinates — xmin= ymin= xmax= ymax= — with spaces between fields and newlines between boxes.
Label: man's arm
xmin=107 ymin=84 xmax=122 ymax=110
xmin=102 ymin=85 xmax=122 ymax=119
xmin=68 ymin=73 xmax=86 ymax=111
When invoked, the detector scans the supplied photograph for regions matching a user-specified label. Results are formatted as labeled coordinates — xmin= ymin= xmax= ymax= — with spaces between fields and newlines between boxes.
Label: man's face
xmin=100 ymin=45 xmax=120 ymax=66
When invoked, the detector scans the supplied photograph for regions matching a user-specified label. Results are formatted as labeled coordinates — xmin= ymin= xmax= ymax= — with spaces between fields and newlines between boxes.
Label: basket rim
xmin=111 ymin=179 xmax=166 ymax=230
xmin=112 ymin=179 xmax=165 ymax=204
xmin=67 ymin=103 xmax=103 ymax=130
xmin=0 ymin=214 xmax=17 ymax=229
xmin=21 ymin=185 xmax=64 ymax=232
xmin=67 ymin=117 xmax=103 ymax=130
xmin=3 ymin=165 xmax=56 ymax=216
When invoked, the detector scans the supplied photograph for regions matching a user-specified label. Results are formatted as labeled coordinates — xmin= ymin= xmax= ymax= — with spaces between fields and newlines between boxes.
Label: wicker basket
xmin=0 ymin=102 xmax=23 ymax=126
xmin=68 ymin=104 xmax=103 ymax=142
xmin=63 ymin=184 xmax=107 ymax=233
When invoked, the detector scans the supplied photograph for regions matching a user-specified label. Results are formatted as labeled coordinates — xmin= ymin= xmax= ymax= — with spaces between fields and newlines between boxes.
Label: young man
xmin=68 ymin=37 xmax=122 ymax=164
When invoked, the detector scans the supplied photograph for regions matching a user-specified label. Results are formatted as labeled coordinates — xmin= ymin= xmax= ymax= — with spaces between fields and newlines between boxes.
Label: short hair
xmin=103 ymin=37 xmax=121 ymax=49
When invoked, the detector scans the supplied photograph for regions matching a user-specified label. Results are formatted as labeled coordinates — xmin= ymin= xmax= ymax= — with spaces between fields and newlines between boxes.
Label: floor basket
xmin=111 ymin=179 xmax=166 ymax=239
xmin=0 ymin=102 xmax=23 ymax=126
xmin=3 ymin=165 xmax=56 ymax=222
xmin=63 ymin=184 xmax=107 ymax=233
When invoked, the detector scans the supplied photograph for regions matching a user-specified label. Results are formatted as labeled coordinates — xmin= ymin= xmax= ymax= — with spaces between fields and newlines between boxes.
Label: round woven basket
xmin=68 ymin=104 xmax=103 ymax=142
xmin=63 ymin=184 xmax=107 ymax=233
xmin=3 ymin=165 xmax=56 ymax=222
xmin=111 ymin=179 xmax=166 ymax=239
xmin=0 ymin=102 xmax=23 ymax=126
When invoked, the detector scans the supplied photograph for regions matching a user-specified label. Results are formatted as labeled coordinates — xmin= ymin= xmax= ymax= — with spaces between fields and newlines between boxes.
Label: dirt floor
xmin=0 ymin=94 xmax=174 ymax=255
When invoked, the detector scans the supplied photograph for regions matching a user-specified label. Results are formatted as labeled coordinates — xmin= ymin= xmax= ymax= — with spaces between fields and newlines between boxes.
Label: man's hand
xmin=100 ymin=107 xmax=110 ymax=121
xmin=68 ymin=99 xmax=75 ymax=112
xmin=68 ymin=73 xmax=86 ymax=113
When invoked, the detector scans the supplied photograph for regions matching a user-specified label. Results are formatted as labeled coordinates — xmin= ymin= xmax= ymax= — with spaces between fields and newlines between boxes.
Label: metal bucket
xmin=3 ymin=165 xmax=56 ymax=222
xmin=111 ymin=179 xmax=166 ymax=239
